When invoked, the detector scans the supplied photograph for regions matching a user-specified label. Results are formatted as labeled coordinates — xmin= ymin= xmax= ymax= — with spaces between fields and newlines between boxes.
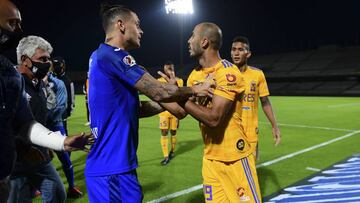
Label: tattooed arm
xmin=135 ymin=73 xmax=212 ymax=103
xmin=139 ymin=101 xmax=187 ymax=119
xmin=139 ymin=101 xmax=164 ymax=118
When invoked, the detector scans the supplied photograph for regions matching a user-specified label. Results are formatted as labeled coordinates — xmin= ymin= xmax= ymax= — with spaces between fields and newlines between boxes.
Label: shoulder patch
xmin=123 ymin=55 xmax=136 ymax=67
xmin=221 ymin=59 xmax=233 ymax=68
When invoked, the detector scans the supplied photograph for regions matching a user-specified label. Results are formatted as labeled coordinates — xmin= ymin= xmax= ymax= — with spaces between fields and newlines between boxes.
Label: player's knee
xmin=161 ymin=130 xmax=168 ymax=136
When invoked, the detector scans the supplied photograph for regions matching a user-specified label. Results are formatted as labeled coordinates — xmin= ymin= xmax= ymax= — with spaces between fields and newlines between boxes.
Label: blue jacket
xmin=46 ymin=73 xmax=67 ymax=127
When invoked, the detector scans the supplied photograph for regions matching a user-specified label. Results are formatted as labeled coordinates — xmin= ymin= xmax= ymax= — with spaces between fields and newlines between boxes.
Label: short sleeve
xmin=107 ymin=51 xmax=146 ymax=87
xmin=258 ymin=71 xmax=270 ymax=97
xmin=177 ymin=78 xmax=184 ymax=87
xmin=213 ymin=68 xmax=245 ymax=101
xmin=187 ymin=70 xmax=195 ymax=87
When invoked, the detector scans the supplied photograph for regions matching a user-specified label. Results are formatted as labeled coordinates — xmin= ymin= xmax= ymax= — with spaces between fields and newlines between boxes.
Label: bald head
xmin=0 ymin=0 xmax=21 ymax=32
xmin=196 ymin=22 xmax=222 ymax=50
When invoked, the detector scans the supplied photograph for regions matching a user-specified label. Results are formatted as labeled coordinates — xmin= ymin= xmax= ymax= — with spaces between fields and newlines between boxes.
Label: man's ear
xmin=201 ymin=37 xmax=209 ymax=49
xmin=116 ymin=19 xmax=126 ymax=33
xmin=21 ymin=55 xmax=31 ymax=67
xmin=246 ymin=51 xmax=252 ymax=59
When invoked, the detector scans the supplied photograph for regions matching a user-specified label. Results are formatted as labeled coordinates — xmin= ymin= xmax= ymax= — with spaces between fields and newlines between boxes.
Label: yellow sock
xmin=171 ymin=135 xmax=177 ymax=152
xmin=160 ymin=136 xmax=169 ymax=157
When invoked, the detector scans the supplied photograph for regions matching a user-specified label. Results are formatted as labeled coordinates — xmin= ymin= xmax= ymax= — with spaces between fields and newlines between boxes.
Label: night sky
xmin=12 ymin=0 xmax=360 ymax=73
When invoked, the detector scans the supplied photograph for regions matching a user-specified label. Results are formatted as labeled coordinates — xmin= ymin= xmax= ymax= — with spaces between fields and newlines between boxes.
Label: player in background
xmin=157 ymin=61 xmax=184 ymax=165
xmin=231 ymin=36 xmax=281 ymax=160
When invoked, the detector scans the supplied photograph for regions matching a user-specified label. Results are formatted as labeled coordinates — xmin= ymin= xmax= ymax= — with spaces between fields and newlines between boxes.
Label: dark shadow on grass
xmin=180 ymin=190 xmax=204 ymax=203
xmin=257 ymin=167 xmax=281 ymax=197
xmin=139 ymin=139 xmax=202 ymax=166
xmin=142 ymin=181 xmax=163 ymax=194
xmin=173 ymin=139 xmax=202 ymax=158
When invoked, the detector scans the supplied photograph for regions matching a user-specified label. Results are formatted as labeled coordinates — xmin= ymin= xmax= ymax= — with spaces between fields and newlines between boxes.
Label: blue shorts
xmin=86 ymin=170 xmax=143 ymax=203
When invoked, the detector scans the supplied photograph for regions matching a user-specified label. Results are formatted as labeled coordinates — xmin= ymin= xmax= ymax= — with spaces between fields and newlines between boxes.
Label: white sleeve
xmin=29 ymin=122 xmax=65 ymax=151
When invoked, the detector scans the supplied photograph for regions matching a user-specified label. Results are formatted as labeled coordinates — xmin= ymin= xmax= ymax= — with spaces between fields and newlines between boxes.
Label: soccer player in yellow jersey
xmin=183 ymin=23 xmax=262 ymax=203
xmin=157 ymin=61 xmax=184 ymax=165
xmin=231 ymin=36 xmax=281 ymax=159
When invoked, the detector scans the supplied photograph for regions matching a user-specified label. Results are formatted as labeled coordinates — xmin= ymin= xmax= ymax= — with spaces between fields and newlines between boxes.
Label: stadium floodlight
xmin=165 ymin=0 xmax=193 ymax=14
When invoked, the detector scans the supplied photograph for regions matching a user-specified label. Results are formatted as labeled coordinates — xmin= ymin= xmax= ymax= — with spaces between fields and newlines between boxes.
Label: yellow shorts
xmin=202 ymin=154 xmax=261 ymax=203
xmin=159 ymin=115 xmax=179 ymax=130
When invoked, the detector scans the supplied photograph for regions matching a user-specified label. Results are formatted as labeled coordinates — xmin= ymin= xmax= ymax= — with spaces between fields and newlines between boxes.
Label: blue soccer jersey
xmin=86 ymin=43 xmax=146 ymax=176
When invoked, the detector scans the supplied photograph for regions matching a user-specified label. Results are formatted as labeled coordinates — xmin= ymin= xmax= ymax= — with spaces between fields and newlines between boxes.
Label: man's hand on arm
xmin=64 ymin=132 xmax=94 ymax=152
xmin=182 ymin=95 xmax=233 ymax=128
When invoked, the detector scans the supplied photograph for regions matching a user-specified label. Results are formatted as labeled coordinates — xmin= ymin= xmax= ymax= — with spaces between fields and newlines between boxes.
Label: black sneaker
xmin=160 ymin=157 xmax=170 ymax=165
xmin=169 ymin=151 xmax=175 ymax=160
xmin=67 ymin=186 xmax=83 ymax=198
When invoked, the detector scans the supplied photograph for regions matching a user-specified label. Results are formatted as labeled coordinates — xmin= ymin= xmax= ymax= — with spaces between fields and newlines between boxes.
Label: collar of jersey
xmin=203 ymin=60 xmax=223 ymax=74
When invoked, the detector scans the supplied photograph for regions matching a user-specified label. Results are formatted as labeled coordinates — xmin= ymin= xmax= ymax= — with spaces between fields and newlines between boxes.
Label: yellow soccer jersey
xmin=241 ymin=65 xmax=270 ymax=143
xmin=187 ymin=68 xmax=208 ymax=87
xmin=189 ymin=60 xmax=252 ymax=162
xmin=157 ymin=77 xmax=184 ymax=117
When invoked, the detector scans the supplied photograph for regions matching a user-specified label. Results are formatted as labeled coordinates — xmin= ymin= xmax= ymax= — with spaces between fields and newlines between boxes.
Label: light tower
xmin=164 ymin=0 xmax=193 ymax=68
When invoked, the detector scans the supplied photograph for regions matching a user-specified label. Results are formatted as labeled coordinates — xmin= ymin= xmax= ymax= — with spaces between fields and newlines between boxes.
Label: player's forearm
xmin=261 ymin=99 xmax=278 ymax=128
xmin=135 ymin=73 xmax=193 ymax=103
xmin=160 ymin=102 xmax=187 ymax=119
xmin=183 ymin=100 xmax=223 ymax=128
xmin=135 ymin=73 xmax=197 ymax=102
xmin=139 ymin=101 xmax=164 ymax=118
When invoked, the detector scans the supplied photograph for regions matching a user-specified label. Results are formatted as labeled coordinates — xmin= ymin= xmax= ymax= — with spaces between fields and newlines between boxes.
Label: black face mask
xmin=29 ymin=59 xmax=51 ymax=79
xmin=53 ymin=63 xmax=64 ymax=76
xmin=0 ymin=26 xmax=23 ymax=53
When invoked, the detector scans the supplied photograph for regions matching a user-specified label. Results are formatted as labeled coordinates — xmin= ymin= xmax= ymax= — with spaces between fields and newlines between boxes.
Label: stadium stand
xmin=250 ymin=45 xmax=360 ymax=96
xmin=69 ymin=45 xmax=359 ymax=96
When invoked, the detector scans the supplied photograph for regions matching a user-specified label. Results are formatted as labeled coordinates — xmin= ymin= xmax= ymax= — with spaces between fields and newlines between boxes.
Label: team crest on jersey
xmin=226 ymin=74 xmax=236 ymax=82
xmin=236 ymin=139 xmax=245 ymax=151
xmin=123 ymin=55 xmax=136 ymax=67
xmin=250 ymin=81 xmax=256 ymax=92
xmin=237 ymin=187 xmax=250 ymax=201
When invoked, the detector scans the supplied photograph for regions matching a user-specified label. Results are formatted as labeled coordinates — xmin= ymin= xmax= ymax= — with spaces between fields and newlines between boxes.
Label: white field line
xmin=146 ymin=125 xmax=360 ymax=203
xmin=306 ymin=167 xmax=321 ymax=172
xmin=259 ymin=121 xmax=355 ymax=132
xmin=327 ymin=103 xmax=360 ymax=108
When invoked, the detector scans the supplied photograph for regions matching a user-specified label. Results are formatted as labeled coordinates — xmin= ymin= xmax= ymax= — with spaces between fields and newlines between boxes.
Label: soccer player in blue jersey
xmin=86 ymin=3 xmax=213 ymax=203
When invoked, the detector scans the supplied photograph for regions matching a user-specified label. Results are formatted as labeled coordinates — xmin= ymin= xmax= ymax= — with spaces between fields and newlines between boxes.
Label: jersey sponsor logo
xmin=242 ymin=106 xmax=251 ymax=110
xmin=237 ymin=139 xmax=245 ymax=151
xmin=243 ymin=93 xmax=255 ymax=102
xmin=226 ymin=74 xmax=236 ymax=82
xmin=123 ymin=55 xmax=136 ymax=67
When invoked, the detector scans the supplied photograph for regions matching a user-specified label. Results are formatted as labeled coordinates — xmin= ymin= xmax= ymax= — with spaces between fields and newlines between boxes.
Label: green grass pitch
xmin=35 ymin=95 xmax=360 ymax=202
